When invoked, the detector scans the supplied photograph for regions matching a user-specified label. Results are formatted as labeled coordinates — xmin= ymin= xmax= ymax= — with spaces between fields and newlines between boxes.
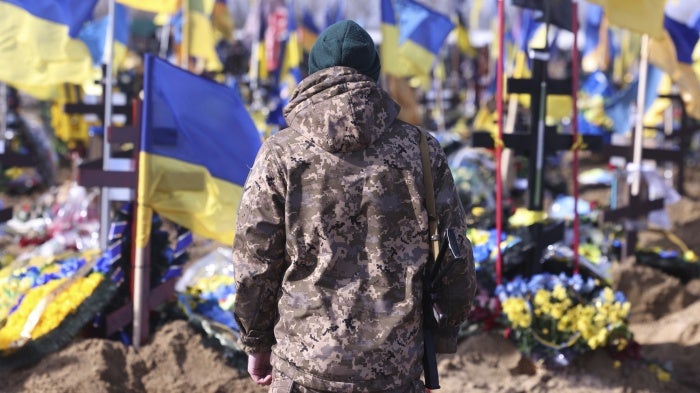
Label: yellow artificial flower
xmin=552 ymin=285 xmax=568 ymax=301
xmin=0 ymin=273 xmax=103 ymax=349
xmin=502 ymin=297 xmax=532 ymax=329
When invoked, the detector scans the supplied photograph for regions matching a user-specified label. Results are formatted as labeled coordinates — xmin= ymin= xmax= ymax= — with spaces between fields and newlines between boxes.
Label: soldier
xmin=232 ymin=19 xmax=476 ymax=392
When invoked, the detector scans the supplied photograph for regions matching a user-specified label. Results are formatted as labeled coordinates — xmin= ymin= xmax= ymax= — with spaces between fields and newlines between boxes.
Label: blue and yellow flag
xmin=581 ymin=3 xmax=614 ymax=73
xmin=78 ymin=3 xmax=130 ymax=68
xmin=0 ymin=0 xmax=97 ymax=91
xmin=394 ymin=0 xmax=454 ymax=75
xmin=138 ymin=55 xmax=262 ymax=247
xmin=648 ymin=0 xmax=700 ymax=119
xmin=380 ymin=0 xmax=422 ymax=77
xmin=299 ymin=8 xmax=320 ymax=53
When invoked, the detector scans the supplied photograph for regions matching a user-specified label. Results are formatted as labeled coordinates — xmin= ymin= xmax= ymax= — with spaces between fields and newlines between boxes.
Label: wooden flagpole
xmin=631 ymin=34 xmax=650 ymax=197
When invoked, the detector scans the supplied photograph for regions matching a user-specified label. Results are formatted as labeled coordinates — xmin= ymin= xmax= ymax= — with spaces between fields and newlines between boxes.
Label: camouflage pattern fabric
xmin=233 ymin=66 xmax=476 ymax=392
xmin=269 ymin=369 xmax=425 ymax=393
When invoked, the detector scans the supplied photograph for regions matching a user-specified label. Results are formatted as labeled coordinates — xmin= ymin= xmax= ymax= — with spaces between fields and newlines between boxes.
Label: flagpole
xmin=571 ymin=0 xmax=580 ymax=273
xmin=131 ymin=203 xmax=148 ymax=349
xmin=250 ymin=0 xmax=262 ymax=96
xmin=100 ymin=0 xmax=116 ymax=252
xmin=180 ymin=0 xmax=190 ymax=68
xmin=132 ymin=55 xmax=153 ymax=349
xmin=159 ymin=18 xmax=171 ymax=59
xmin=495 ymin=0 xmax=505 ymax=285
xmin=631 ymin=34 xmax=650 ymax=197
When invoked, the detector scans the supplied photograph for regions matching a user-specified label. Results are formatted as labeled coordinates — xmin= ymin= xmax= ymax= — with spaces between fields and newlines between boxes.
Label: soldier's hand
xmin=248 ymin=351 xmax=273 ymax=386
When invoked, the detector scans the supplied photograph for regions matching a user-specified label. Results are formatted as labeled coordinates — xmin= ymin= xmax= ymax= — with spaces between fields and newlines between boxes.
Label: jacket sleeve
xmin=427 ymin=134 xmax=477 ymax=353
xmin=232 ymin=142 xmax=288 ymax=354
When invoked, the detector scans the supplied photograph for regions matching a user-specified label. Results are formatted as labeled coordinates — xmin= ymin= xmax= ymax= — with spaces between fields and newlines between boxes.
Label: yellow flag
xmin=116 ymin=0 xmax=179 ymax=14
xmin=587 ymin=0 xmax=666 ymax=38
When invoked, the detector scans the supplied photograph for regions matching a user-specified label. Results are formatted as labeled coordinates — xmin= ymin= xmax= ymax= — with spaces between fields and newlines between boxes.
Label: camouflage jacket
xmin=232 ymin=67 xmax=476 ymax=392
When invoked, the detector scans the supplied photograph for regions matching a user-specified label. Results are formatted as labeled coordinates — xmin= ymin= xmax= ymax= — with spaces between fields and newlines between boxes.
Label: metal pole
xmin=100 ymin=0 xmax=116 ymax=251
xmin=495 ymin=0 xmax=505 ymax=285
xmin=571 ymin=0 xmax=580 ymax=273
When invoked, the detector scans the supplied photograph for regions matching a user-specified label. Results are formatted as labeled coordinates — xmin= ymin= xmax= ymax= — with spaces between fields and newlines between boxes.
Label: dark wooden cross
xmin=63 ymin=65 xmax=134 ymax=124
xmin=600 ymin=177 xmax=665 ymax=260
xmin=474 ymin=48 xmax=603 ymax=211
xmin=472 ymin=48 xmax=603 ymax=266
xmin=602 ymin=94 xmax=695 ymax=196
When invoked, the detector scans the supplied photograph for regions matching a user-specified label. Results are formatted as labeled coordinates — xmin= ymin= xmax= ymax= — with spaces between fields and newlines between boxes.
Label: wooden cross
xmin=600 ymin=179 xmax=665 ymax=261
xmin=472 ymin=48 xmax=603 ymax=273
xmin=473 ymin=48 xmax=603 ymax=211
xmin=522 ymin=220 xmax=566 ymax=276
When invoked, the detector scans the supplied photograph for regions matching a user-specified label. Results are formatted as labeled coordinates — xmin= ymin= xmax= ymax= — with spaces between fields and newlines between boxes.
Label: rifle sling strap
xmin=419 ymin=130 xmax=440 ymax=267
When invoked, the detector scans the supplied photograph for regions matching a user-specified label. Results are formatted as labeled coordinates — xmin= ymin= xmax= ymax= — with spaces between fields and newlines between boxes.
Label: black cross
xmin=523 ymin=221 xmax=566 ymax=276
xmin=63 ymin=64 xmax=133 ymax=124
xmin=600 ymin=180 xmax=665 ymax=260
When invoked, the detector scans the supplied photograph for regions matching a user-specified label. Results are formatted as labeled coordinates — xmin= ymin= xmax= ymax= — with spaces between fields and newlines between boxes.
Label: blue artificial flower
xmin=613 ymin=291 xmax=627 ymax=303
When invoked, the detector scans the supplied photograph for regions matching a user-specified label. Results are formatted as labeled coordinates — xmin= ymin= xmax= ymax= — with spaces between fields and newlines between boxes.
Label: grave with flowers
xmin=0 ymin=185 xmax=193 ymax=369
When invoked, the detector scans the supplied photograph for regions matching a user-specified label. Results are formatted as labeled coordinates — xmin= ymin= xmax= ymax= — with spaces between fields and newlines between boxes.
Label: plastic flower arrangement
xmin=176 ymin=248 xmax=239 ymax=334
xmin=466 ymin=228 xmax=526 ymax=288
xmin=175 ymin=248 xmax=241 ymax=361
xmin=0 ymin=251 xmax=103 ymax=350
xmin=635 ymin=246 xmax=700 ymax=283
xmin=0 ymin=272 xmax=103 ymax=349
xmin=0 ymin=243 xmax=121 ymax=361
xmin=495 ymin=272 xmax=633 ymax=367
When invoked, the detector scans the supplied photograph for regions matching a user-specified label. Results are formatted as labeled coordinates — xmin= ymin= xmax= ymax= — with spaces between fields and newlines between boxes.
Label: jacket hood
xmin=283 ymin=66 xmax=400 ymax=153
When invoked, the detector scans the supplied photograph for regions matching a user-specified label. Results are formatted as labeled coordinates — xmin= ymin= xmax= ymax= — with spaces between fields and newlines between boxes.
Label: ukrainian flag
xmin=79 ymin=3 xmax=130 ymax=69
xmin=0 ymin=0 xmax=97 ymax=90
xmin=380 ymin=0 xmax=418 ymax=77
xmin=581 ymin=3 xmax=613 ymax=73
xmin=648 ymin=0 xmax=700 ymax=119
xmin=299 ymin=9 xmax=320 ymax=53
xmin=138 ymin=55 xmax=262 ymax=247
xmin=395 ymin=0 xmax=454 ymax=75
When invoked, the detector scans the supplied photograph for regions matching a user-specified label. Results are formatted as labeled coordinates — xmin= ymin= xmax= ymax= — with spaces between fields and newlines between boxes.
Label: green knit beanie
xmin=308 ymin=20 xmax=381 ymax=82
